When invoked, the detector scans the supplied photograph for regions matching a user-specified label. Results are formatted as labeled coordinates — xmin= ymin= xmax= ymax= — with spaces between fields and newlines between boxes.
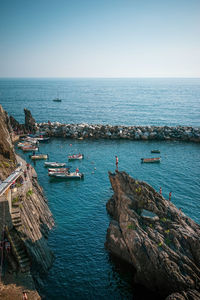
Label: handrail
xmin=0 ymin=167 xmax=23 ymax=197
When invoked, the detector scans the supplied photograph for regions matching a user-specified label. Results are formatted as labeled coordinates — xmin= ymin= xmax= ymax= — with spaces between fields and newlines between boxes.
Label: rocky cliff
xmin=0 ymin=106 xmax=54 ymax=299
xmin=0 ymin=105 xmax=16 ymax=180
xmin=105 ymin=171 xmax=200 ymax=299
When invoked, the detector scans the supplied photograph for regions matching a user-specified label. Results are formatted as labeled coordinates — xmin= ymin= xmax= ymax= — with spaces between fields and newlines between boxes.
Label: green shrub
xmin=12 ymin=196 xmax=19 ymax=204
xmin=127 ymin=224 xmax=136 ymax=230
xmin=26 ymin=189 xmax=33 ymax=197
xmin=3 ymin=161 xmax=10 ymax=168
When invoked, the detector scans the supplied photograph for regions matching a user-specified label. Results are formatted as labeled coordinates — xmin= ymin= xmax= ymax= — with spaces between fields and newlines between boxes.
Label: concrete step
xmin=19 ymin=257 xmax=30 ymax=264
xmin=11 ymin=209 xmax=20 ymax=214
xmin=13 ymin=222 xmax=22 ymax=228
xmin=12 ymin=219 xmax=22 ymax=224
xmin=11 ymin=215 xmax=21 ymax=220
xmin=16 ymin=249 xmax=26 ymax=256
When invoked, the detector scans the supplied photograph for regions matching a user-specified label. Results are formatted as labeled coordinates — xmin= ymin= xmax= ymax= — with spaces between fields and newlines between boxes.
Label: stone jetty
xmin=36 ymin=121 xmax=200 ymax=142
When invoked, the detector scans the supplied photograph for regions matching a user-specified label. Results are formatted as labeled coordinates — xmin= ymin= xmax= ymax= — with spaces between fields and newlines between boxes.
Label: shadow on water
xmin=108 ymin=253 xmax=163 ymax=300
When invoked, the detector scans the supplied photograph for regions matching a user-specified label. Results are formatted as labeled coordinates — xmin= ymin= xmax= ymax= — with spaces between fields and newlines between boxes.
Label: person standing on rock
xmin=169 ymin=191 xmax=172 ymax=201
xmin=159 ymin=187 xmax=162 ymax=195
xmin=22 ymin=291 xmax=28 ymax=300
xmin=115 ymin=156 xmax=119 ymax=171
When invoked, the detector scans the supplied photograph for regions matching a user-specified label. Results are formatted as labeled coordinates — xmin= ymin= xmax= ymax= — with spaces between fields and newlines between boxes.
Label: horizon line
xmin=0 ymin=76 xmax=200 ymax=79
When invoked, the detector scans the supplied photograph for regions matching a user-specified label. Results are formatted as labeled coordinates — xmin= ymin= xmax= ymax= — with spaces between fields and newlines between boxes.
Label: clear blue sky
xmin=0 ymin=0 xmax=200 ymax=77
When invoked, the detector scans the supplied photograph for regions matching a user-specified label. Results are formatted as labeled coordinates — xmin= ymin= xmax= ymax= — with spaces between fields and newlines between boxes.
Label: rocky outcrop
xmin=0 ymin=105 xmax=16 ymax=180
xmin=105 ymin=171 xmax=200 ymax=299
xmin=24 ymin=108 xmax=36 ymax=133
xmin=9 ymin=115 xmax=25 ymax=135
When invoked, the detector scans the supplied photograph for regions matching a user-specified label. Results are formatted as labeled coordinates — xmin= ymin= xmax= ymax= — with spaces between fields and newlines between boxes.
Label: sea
xmin=0 ymin=78 xmax=200 ymax=299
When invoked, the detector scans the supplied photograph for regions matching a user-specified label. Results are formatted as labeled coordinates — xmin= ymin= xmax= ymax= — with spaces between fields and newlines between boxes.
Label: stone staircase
xmin=11 ymin=207 xmax=22 ymax=228
xmin=6 ymin=229 xmax=30 ymax=272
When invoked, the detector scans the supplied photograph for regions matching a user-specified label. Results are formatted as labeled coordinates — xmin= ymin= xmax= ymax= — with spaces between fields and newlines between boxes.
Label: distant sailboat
xmin=53 ymin=92 xmax=62 ymax=102
xmin=53 ymin=97 xmax=62 ymax=102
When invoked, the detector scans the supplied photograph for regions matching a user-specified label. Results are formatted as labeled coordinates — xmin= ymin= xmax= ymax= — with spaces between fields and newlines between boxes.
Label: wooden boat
xmin=68 ymin=154 xmax=84 ymax=161
xmin=48 ymin=171 xmax=84 ymax=179
xmin=44 ymin=162 xmax=66 ymax=167
xmin=31 ymin=154 xmax=48 ymax=160
xmin=141 ymin=157 xmax=161 ymax=163
xmin=151 ymin=150 xmax=160 ymax=153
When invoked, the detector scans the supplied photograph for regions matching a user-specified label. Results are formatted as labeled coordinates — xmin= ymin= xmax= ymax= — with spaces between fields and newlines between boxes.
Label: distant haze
xmin=0 ymin=0 xmax=200 ymax=78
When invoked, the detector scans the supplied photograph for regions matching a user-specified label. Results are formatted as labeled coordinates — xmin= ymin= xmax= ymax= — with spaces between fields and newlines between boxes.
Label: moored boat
xmin=36 ymin=137 xmax=50 ymax=143
xmin=48 ymin=168 xmax=70 ymax=173
xmin=31 ymin=154 xmax=48 ymax=160
xmin=141 ymin=157 xmax=161 ymax=163
xmin=151 ymin=150 xmax=160 ymax=153
xmin=48 ymin=171 xmax=84 ymax=179
xmin=53 ymin=98 xmax=62 ymax=102
xmin=22 ymin=146 xmax=39 ymax=152
xmin=68 ymin=154 xmax=84 ymax=160
xmin=44 ymin=162 xmax=66 ymax=167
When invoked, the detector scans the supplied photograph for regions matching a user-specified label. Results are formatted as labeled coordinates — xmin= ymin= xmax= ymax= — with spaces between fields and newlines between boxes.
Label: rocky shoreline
xmin=37 ymin=122 xmax=200 ymax=142
xmin=105 ymin=171 xmax=200 ymax=299
xmin=0 ymin=105 xmax=54 ymax=299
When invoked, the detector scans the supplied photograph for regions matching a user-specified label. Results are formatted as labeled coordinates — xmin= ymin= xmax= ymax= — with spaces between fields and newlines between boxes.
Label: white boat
xmin=36 ymin=137 xmax=50 ymax=143
xmin=48 ymin=168 xmax=70 ymax=173
xmin=44 ymin=162 xmax=66 ymax=167
xmin=22 ymin=146 xmax=39 ymax=152
xmin=68 ymin=154 xmax=84 ymax=161
xmin=49 ymin=171 xmax=84 ymax=179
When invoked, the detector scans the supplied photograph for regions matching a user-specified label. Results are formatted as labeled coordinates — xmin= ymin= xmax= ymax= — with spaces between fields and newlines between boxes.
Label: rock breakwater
xmin=37 ymin=122 xmax=200 ymax=142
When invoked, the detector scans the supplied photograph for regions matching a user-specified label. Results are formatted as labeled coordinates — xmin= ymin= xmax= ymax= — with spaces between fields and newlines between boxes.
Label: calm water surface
xmin=0 ymin=78 xmax=200 ymax=126
xmin=1 ymin=78 xmax=199 ymax=299
xmin=16 ymin=138 xmax=200 ymax=300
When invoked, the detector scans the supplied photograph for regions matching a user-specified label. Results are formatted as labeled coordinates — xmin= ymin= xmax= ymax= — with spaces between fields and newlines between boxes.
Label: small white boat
xmin=36 ymin=137 xmax=50 ymax=143
xmin=48 ymin=168 xmax=70 ymax=173
xmin=22 ymin=146 xmax=39 ymax=152
xmin=49 ymin=171 xmax=84 ymax=179
xmin=68 ymin=154 xmax=84 ymax=161
xmin=31 ymin=154 xmax=48 ymax=160
xmin=44 ymin=162 xmax=66 ymax=167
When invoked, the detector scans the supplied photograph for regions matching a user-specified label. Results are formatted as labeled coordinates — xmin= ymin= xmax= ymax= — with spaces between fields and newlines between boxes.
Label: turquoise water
xmin=1 ymin=78 xmax=200 ymax=299
xmin=16 ymin=138 xmax=200 ymax=299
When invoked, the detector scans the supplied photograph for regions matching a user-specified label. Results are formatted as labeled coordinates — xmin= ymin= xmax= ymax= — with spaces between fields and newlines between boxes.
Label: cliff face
xmin=0 ymin=105 xmax=16 ymax=180
xmin=105 ymin=171 xmax=200 ymax=299
xmin=0 ymin=106 xmax=54 ymax=299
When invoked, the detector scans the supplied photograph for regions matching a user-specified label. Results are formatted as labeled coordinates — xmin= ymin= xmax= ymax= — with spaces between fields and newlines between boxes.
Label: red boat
xmin=141 ymin=157 xmax=161 ymax=163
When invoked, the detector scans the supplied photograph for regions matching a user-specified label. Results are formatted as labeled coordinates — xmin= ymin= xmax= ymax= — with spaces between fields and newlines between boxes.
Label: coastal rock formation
xmin=105 ymin=171 xmax=200 ymax=299
xmin=37 ymin=122 xmax=200 ymax=143
xmin=0 ymin=105 xmax=54 ymax=299
xmin=0 ymin=105 xmax=16 ymax=180
xmin=24 ymin=108 xmax=36 ymax=133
